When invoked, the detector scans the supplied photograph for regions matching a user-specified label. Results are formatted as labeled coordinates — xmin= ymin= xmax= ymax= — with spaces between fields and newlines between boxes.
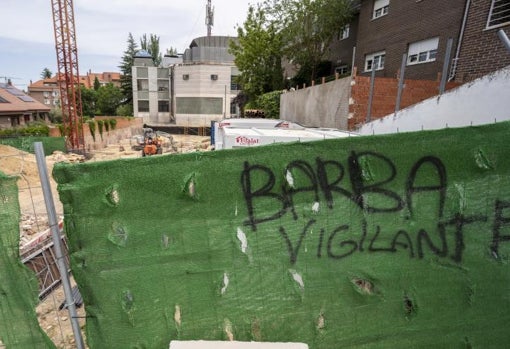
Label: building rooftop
xmin=0 ymin=83 xmax=50 ymax=113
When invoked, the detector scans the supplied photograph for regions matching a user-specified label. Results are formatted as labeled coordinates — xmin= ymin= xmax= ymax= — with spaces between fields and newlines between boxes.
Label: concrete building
xmin=132 ymin=36 xmax=240 ymax=127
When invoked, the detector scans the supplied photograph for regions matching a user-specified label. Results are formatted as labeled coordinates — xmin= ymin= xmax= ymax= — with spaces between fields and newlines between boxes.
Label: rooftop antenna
xmin=206 ymin=0 xmax=214 ymax=37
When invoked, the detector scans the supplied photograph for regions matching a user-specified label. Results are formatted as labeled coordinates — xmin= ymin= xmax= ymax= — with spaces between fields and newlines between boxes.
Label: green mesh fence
xmin=0 ymin=172 xmax=55 ymax=348
xmin=0 ymin=137 xmax=66 ymax=155
xmin=53 ymin=122 xmax=510 ymax=348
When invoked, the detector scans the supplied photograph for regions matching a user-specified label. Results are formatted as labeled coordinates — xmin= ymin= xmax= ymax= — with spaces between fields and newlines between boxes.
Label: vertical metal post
xmin=439 ymin=38 xmax=454 ymax=95
xmin=34 ymin=142 xmax=85 ymax=349
xmin=366 ymin=61 xmax=377 ymax=123
xmin=351 ymin=46 xmax=356 ymax=77
xmin=498 ymin=29 xmax=510 ymax=53
xmin=395 ymin=53 xmax=407 ymax=115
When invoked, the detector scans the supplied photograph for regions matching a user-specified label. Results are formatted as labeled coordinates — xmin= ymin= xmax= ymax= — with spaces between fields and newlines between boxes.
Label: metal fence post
xmin=366 ymin=61 xmax=377 ymax=123
xmin=439 ymin=38 xmax=454 ymax=95
xmin=34 ymin=142 xmax=85 ymax=349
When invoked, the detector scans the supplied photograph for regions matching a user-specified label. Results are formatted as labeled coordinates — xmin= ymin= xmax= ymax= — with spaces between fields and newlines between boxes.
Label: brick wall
xmin=355 ymin=0 xmax=465 ymax=80
xmin=454 ymin=0 xmax=510 ymax=82
xmin=348 ymin=72 xmax=459 ymax=130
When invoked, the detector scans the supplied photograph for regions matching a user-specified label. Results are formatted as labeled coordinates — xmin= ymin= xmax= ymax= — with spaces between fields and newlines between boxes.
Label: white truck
xmin=211 ymin=118 xmax=357 ymax=150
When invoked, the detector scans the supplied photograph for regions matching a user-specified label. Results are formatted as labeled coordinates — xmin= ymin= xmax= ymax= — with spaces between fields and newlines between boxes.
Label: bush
xmin=0 ymin=123 xmax=50 ymax=137
xmin=116 ymin=104 xmax=133 ymax=117
xmin=109 ymin=118 xmax=117 ymax=130
xmin=97 ymin=120 xmax=104 ymax=140
xmin=254 ymin=90 xmax=283 ymax=119
xmin=88 ymin=120 xmax=96 ymax=142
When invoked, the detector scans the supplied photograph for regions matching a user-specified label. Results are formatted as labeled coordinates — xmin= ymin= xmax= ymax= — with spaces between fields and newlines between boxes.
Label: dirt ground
xmin=0 ymin=134 xmax=210 ymax=348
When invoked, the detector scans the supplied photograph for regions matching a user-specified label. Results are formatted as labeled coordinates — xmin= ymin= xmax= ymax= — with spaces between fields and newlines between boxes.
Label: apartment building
xmin=354 ymin=0 xmax=466 ymax=80
xmin=452 ymin=0 xmax=510 ymax=82
xmin=329 ymin=0 xmax=509 ymax=82
xmin=132 ymin=36 xmax=240 ymax=127
xmin=0 ymin=81 xmax=50 ymax=129
xmin=28 ymin=71 xmax=121 ymax=109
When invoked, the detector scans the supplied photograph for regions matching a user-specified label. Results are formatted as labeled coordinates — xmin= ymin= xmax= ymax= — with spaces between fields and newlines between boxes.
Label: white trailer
xmin=213 ymin=124 xmax=357 ymax=150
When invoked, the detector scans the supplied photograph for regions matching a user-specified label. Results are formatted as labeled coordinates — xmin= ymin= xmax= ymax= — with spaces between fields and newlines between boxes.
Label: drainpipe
xmin=449 ymin=0 xmax=471 ymax=81
xmin=498 ymin=29 xmax=510 ymax=53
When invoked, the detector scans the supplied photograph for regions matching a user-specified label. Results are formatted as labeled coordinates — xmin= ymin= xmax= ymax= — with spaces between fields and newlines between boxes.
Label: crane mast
xmin=51 ymin=0 xmax=85 ymax=152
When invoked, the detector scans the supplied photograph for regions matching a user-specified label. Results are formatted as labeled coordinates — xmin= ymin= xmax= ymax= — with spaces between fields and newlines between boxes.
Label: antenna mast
xmin=206 ymin=0 xmax=214 ymax=37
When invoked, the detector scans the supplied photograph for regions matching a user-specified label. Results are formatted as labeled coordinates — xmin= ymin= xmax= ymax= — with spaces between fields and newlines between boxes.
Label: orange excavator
xmin=141 ymin=128 xmax=163 ymax=156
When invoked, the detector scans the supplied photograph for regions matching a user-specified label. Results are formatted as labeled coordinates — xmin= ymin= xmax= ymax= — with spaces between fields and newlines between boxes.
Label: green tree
xmin=229 ymin=4 xmax=284 ymax=102
xmin=93 ymin=76 xmax=101 ymax=91
xmin=41 ymin=67 xmax=52 ymax=79
xmin=118 ymin=33 xmax=138 ymax=108
xmin=140 ymin=33 xmax=162 ymax=66
xmin=80 ymin=86 xmax=97 ymax=117
xmin=166 ymin=47 xmax=178 ymax=56
xmin=96 ymin=83 xmax=123 ymax=116
xmin=265 ymin=0 xmax=353 ymax=82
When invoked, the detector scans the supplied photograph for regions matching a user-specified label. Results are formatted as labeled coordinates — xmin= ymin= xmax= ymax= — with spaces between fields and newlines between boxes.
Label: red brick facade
xmin=354 ymin=0 xmax=466 ymax=80
xmin=453 ymin=0 xmax=510 ymax=82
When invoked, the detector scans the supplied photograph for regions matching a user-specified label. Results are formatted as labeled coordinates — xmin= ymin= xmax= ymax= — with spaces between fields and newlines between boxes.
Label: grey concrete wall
xmin=280 ymin=77 xmax=351 ymax=129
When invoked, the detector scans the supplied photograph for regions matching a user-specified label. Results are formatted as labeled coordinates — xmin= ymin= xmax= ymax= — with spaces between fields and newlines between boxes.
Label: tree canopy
xmin=41 ymin=68 xmax=52 ymax=79
xmin=118 ymin=33 xmax=138 ymax=112
xmin=230 ymin=0 xmax=353 ymax=102
xmin=140 ymin=33 xmax=162 ymax=66
xmin=229 ymin=4 xmax=285 ymax=102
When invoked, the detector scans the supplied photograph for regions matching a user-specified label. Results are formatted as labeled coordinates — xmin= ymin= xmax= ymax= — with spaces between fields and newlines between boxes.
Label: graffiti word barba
xmin=240 ymin=151 xmax=510 ymax=265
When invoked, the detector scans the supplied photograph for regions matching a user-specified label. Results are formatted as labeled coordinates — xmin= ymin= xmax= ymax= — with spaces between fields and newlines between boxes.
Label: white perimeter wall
xmin=280 ymin=77 xmax=351 ymax=129
xmin=358 ymin=65 xmax=510 ymax=135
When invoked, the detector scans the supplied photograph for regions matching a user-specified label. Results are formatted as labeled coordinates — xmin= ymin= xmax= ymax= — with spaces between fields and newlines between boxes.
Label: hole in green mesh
xmin=121 ymin=289 xmax=135 ymax=326
xmin=359 ymin=155 xmax=374 ymax=182
xmin=351 ymin=277 xmax=374 ymax=295
xmin=108 ymin=222 xmax=128 ymax=247
xmin=105 ymin=184 xmax=120 ymax=207
xmin=474 ymin=148 xmax=493 ymax=170
xmin=182 ymin=172 xmax=199 ymax=200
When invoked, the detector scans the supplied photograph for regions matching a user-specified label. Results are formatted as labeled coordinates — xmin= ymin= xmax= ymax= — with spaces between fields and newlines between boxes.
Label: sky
xmin=0 ymin=0 xmax=253 ymax=91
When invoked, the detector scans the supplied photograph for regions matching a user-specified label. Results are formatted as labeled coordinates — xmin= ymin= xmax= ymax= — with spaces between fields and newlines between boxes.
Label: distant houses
xmin=0 ymin=80 xmax=50 ymax=129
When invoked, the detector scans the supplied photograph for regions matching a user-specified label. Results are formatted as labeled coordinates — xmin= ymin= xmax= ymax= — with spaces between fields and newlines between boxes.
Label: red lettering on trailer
xmin=235 ymin=136 xmax=260 ymax=146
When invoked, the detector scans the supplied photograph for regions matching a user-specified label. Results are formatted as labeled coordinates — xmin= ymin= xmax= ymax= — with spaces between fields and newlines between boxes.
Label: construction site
xmin=2 ymin=0 xmax=510 ymax=348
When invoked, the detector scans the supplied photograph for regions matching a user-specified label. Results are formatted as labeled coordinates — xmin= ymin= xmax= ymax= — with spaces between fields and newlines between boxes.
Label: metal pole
xmin=366 ymin=61 xmax=377 ymax=123
xmin=439 ymin=38 xmax=453 ymax=95
xmin=351 ymin=46 xmax=356 ymax=77
xmin=395 ymin=53 xmax=407 ymax=115
xmin=498 ymin=29 xmax=510 ymax=53
xmin=34 ymin=142 xmax=85 ymax=349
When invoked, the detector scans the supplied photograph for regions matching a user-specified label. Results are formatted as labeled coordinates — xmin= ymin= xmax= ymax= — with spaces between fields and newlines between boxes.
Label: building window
xmin=157 ymin=80 xmax=169 ymax=91
xmin=43 ymin=91 xmax=49 ymax=97
xmin=137 ymin=79 xmax=149 ymax=91
xmin=407 ymin=37 xmax=439 ymax=65
xmin=365 ymin=51 xmax=385 ymax=72
xmin=487 ymin=0 xmax=510 ymax=29
xmin=158 ymin=100 xmax=169 ymax=112
xmin=183 ymin=74 xmax=189 ymax=80
xmin=335 ymin=65 xmax=349 ymax=75
xmin=339 ymin=24 xmax=350 ymax=40
xmin=138 ymin=100 xmax=149 ymax=112
xmin=231 ymin=76 xmax=241 ymax=91
xmin=373 ymin=0 xmax=389 ymax=19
